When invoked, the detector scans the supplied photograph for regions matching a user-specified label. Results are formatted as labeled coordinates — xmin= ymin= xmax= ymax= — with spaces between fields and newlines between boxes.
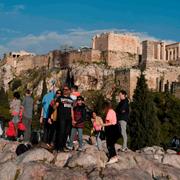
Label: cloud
xmin=0 ymin=28 xmax=175 ymax=58
xmin=0 ymin=28 xmax=20 ymax=34
xmin=0 ymin=3 xmax=25 ymax=15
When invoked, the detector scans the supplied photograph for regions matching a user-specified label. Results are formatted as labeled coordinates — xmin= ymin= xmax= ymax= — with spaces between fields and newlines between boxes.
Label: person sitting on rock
xmin=102 ymin=101 xmax=120 ymax=165
xmin=91 ymin=111 xmax=104 ymax=151
xmin=67 ymin=96 xmax=86 ymax=151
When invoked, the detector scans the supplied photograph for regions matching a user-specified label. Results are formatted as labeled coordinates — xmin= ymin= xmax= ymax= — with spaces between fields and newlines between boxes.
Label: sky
xmin=0 ymin=0 xmax=179 ymax=57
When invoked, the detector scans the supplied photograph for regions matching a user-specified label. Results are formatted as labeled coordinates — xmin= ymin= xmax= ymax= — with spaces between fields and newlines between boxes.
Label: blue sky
xmin=0 ymin=0 xmax=179 ymax=57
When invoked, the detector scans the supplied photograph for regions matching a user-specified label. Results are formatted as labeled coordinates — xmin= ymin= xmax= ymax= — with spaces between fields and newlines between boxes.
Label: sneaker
xmin=106 ymin=157 xmax=118 ymax=165
xmin=77 ymin=147 xmax=84 ymax=152
xmin=121 ymin=147 xmax=128 ymax=152
xmin=66 ymin=146 xmax=73 ymax=150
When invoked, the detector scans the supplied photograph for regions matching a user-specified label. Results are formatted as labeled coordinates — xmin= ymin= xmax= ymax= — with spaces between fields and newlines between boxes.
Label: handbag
xmin=51 ymin=106 xmax=57 ymax=122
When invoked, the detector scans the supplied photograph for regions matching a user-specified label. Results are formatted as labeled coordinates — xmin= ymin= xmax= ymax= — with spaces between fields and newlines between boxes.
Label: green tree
xmin=129 ymin=72 xmax=160 ymax=150
xmin=153 ymin=92 xmax=180 ymax=148
xmin=11 ymin=79 xmax=22 ymax=91
xmin=0 ymin=87 xmax=10 ymax=119
xmin=40 ymin=78 xmax=48 ymax=100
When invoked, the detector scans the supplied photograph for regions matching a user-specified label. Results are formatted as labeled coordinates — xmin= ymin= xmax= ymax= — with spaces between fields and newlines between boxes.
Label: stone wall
xmin=108 ymin=33 xmax=141 ymax=54
xmin=92 ymin=33 xmax=109 ymax=51
xmin=11 ymin=54 xmax=53 ymax=75
xmin=106 ymin=51 xmax=139 ymax=68
xmin=92 ymin=32 xmax=141 ymax=54
xmin=115 ymin=66 xmax=180 ymax=99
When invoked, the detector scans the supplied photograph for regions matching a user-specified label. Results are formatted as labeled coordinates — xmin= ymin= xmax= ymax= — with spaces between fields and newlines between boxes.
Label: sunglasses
xmin=63 ymin=88 xmax=69 ymax=91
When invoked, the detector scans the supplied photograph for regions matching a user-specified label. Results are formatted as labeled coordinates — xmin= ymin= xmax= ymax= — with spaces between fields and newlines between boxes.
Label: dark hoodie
xmin=116 ymin=98 xmax=129 ymax=121
xmin=73 ymin=104 xmax=86 ymax=128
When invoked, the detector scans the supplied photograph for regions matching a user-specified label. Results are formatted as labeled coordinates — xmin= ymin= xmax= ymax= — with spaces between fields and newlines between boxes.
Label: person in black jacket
xmin=116 ymin=90 xmax=129 ymax=151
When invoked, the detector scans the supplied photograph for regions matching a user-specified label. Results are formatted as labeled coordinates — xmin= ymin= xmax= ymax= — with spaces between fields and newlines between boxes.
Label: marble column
xmin=157 ymin=43 xmax=161 ymax=60
xmin=174 ymin=48 xmax=177 ymax=60
xmin=161 ymin=43 xmax=166 ymax=61
xmin=167 ymin=49 xmax=170 ymax=61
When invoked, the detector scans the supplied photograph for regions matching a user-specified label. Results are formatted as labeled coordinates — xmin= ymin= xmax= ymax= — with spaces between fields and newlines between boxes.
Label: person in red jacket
xmin=6 ymin=121 xmax=16 ymax=140
xmin=67 ymin=96 xmax=86 ymax=151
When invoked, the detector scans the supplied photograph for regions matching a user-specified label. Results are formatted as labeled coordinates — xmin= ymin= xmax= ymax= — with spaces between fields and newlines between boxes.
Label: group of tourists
xmin=5 ymin=83 xmax=129 ymax=164
xmin=39 ymin=85 xmax=129 ymax=164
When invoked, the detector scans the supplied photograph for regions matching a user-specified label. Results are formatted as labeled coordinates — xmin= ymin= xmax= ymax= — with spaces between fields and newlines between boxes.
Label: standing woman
xmin=10 ymin=92 xmax=21 ymax=137
xmin=103 ymin=101 xmax=119 ymax=164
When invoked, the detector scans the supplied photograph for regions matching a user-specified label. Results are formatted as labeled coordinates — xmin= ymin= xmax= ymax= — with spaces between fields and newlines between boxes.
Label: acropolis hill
xmin=1 ymin=32 xmax=180 ymax=98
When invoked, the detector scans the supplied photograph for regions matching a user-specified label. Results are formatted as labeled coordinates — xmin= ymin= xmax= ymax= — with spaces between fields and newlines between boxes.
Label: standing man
xmin=22 ymin=89 xmax=34 ymax=142
xmin=55 ymin=85 xmax=74 ymax=152
xmin=40 ymin=90 xmax=55 ymax=143
xmin=116 ymin=90 xmax=129 ymax=151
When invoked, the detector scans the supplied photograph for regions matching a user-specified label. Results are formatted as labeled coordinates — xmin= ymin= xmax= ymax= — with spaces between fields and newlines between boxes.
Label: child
xmin=91 ymin=111 xmax=104 ymax=150
xmin=10 ymin=92 xmax=21 ymax=136
xmin=17 ymin=107 xmax=26 ymax=141
xmin=67 ymin=96 xmax=86 ymax=151
xmin=6 ymin=121 xmax=16 ymax=141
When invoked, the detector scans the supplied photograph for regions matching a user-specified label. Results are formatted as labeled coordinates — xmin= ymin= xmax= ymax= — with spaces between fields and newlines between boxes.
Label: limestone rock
xmin=166 ymin=149 xmax=177 ymax=154
xmin=0 ymin=151 xmax=16 ymax=163
xmin=17 ymin=148 xmax=54 ymax=164
xmin=102 ymin=168 xmax=152 ymax=180
xmin=162 ymin=154 xmax=180 ymax=169
xmin=68 ymin=145 xmax=108 ymax=169
xmin=0 ymin=161 xmax=18 ymax=180
xmin=140 ymin=146 xmax=164 ymax=155
xmin=2 ymin=141 xmax=20 ymax=153
xmin=54 ymin=152 xmax=72 ymax=167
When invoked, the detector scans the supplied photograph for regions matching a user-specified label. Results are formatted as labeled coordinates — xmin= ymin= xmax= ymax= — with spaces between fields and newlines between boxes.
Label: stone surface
xmin=102 ymin=168 xmax=152 ymax=180
xmin=54 ymin=152 xmax=72 ymax=167
xmin=162 ymin=154 xmax=180 ymax=169
xmin=166 ymin=149 xmax=177 ymax=154
xmin=0 ymin=151 xmax=16 ymax=163
xmin=17 ymin=148 xmax=54 ymax=164
xmin=0 ymin=139 xmax=180 ymax=179
xmin=0 ymin=161 xmax=18 ymax=180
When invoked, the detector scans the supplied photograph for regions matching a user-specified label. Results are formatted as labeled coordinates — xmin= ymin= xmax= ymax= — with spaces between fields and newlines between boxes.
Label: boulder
xmin=68 ymin=145 xmax=108 ymax=169
xmin=17 ymin=161 xmax=87 ymax=180
xmin=17 ymin=162 xmax=49 ymax=180
xmin=162 ymin=154 xmax=180 ymax=169
xmin=102 ymin=168 xmax=152 ymax=180
xmin=0 ymin=161 xmax=18 ymax=180
xmin=0 ymin=138 xmax=9 ymax=152
xmin=44 ymin=167 xmax=87 ymax=180
xmin=54 ymin=152 xmax=72 ymax=167
xmin=140 ymin=146 xmax=164 ymax=155
xmin=0 ymin=151 xmax=16 ymax=163
xmin=17 ymin=148 xmax=54 ymax=164
xmin=166 ymin=149 xmax=177 ymax=154
xmin=2 ymin=141 xmax=20 ymax=153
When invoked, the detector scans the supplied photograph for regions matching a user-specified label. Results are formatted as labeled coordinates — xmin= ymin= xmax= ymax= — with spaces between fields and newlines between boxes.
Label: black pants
xmin=43 ymin=118 xmax=52 ymax=143
xmin=55 ymin=118 xmax=72 ymax=151
xmin=105 ymin=125 xmax=118 ymax=159
xmin=47 ymin=121 xmax=56 ymax=145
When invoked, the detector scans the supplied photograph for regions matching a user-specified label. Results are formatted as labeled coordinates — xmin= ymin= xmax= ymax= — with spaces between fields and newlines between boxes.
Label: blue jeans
xmin=69 ymin=128 xmax=83 ymax=148
xmin=95 ymin=131 xmax=102 ymax=150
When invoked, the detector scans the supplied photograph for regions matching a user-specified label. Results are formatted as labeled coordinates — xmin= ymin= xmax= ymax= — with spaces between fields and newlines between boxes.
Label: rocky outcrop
xmin=1 ymin=137 xmax=180 ymax=180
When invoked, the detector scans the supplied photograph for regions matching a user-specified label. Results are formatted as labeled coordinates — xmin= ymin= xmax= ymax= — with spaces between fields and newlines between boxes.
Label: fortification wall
xmin=92 ymin=34 xmax=109 ymax=51
xmin=108 ymin=33 xmax=141 ymax=54
xmin=106 ymin=51 xmax=139 ymax=68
